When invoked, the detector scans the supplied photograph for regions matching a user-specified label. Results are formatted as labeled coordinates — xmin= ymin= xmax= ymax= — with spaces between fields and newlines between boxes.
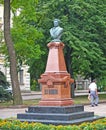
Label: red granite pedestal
xmin=17 ymin=42 xmax=104 ymax=125
xmin=38 ymin=42 xmax=74 ymax=106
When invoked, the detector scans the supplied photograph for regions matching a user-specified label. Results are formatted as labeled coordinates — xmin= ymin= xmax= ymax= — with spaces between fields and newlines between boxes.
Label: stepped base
xmin=17 ymin=105 xmax=104 ymax=125
xmin=18 ymin=116 xmax=103 ymax=125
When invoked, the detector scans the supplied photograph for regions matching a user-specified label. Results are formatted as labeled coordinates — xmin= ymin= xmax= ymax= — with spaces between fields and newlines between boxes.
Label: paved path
xmin=0 ymin=103 xmax=106 ymax=119
xmin=0 ymin=108 xmax=26 ymax=119
xmin=0 ymin=91 xmax=106 ymax=119
xmin=22 ymin=91 xmax=106 ymax=100
xmin=84 ymin=103 xmax=106 ymax=117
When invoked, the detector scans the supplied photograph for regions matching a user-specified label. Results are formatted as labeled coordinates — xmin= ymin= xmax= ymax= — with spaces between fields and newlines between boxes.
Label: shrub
xmin=0 ymin=118 xmax=106 ymax=130
xmin=0 ymin=71 xmax=12 ymax=102
xmin=0 ymin=87 xmax=13 ymax=102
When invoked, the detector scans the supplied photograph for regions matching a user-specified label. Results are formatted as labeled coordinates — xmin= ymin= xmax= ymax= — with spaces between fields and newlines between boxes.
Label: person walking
xmin=88 ymin=79 xmax=99 ymax=107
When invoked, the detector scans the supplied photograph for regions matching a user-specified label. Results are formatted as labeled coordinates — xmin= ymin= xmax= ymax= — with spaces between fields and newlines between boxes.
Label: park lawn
xmin=74 ymin=94 xmax=106 ymax=104
xmin=0 ymin=94 xmax=105 ymax=108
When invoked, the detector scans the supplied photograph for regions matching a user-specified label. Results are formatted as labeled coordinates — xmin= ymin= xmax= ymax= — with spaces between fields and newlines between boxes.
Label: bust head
xmin=53 ymin=19 xmax=60 ymax=27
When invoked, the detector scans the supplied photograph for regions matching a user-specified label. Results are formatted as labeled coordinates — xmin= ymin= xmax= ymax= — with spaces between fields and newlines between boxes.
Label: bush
xmin=0 ymin=71 xmax=13 ymax=102
xmin=0 ymin=71 xmax=10 ymax=89
xmin=0 ymin=87 xmax=13 ymax=102
xmin=0 ymin=118 xmax=106 ymax=130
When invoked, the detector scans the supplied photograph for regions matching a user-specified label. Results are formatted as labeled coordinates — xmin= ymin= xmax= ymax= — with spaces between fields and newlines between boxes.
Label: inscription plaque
xmin=45 ymin=89 xmax=58 ymax=95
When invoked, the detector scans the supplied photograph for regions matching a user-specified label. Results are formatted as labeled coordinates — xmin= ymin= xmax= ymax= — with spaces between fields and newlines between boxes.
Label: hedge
xmin=0 ymin=118 xmax=106 ymax=130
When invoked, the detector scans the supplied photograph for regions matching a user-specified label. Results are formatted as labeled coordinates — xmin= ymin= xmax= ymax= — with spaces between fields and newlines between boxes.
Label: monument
xmin=38 ymin=19 xmax=74 ymax=106
xmin=17 ymin=19 xmax=103 ymax=125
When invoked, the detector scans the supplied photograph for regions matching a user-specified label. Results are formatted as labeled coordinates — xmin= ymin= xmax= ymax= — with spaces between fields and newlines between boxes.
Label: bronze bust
xmin=50 ymin=19 xmax=63 ymax=42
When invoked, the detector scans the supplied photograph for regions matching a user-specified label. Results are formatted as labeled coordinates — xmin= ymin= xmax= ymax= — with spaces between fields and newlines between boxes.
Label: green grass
xmin=0 ymin=94 xmax=106 ymax=108
xmin=74 ymin=94 xmax=106 ymax=104
xmin=0 ymin=99 xmax=40 ymax=108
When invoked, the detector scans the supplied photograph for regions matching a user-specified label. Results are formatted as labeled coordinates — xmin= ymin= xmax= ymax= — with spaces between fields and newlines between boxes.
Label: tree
xmin=36 ymin=0 xmax=106 ymax=80
xmin=1 ymin=0 xmax=106 ymax=90
xmin=10 ymin=0 xmax=46 ymax=90
xmin=4 ymin=0 xmax=22 ymax=105
xmin=0 ymin=0 xmax=46 ymax=91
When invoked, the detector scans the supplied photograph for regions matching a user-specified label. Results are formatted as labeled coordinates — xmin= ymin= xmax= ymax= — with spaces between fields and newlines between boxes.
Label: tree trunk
xmin=65 ymin=45 xmax=73 ymax=77
xmin=65 ymin=45 xmax=75 ymax=98
xmin=4 ymin=0 xmax=23 ymax=105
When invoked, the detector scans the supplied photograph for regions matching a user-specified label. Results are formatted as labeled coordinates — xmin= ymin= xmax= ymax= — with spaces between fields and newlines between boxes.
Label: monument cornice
xmin=47 ymin=42 xmax=64 ymax=49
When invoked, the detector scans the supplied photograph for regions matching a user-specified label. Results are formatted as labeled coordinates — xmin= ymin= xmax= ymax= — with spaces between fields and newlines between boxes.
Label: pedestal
xmin=38 ymin=42 xmax=74 ymax=106
xmin=17 ymin=105 xmax=103 ymax=125
xmin=17 ymin=42 xmax=104 ymax=125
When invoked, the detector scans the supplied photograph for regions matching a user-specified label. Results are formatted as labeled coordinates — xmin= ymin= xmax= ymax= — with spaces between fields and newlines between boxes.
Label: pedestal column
xmin=38 ymin=42 xmax=74 ymax=106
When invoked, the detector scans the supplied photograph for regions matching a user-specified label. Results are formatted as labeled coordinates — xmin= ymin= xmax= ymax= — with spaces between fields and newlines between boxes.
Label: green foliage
xmin=11 ymin=1 xmax=48 ymax=86
xmin=0 ymin=0 xmax=45 ymax=66
xmin=0 ymin=71 xmax=12 ymax=102
xmin=97 ymin=77 xmax=106 ymax=91
xmin=0 ymin=87 xmax=13 ymax=102
xmin=0 ymin=118 xmax=106 ymax=130
xmin=30 ymin=79 xmax=40 ymax=91
xmin=11 ymin=1 xmax=44 ymax=63
xmin=1 ymin=0 xmax=106 ymax=88
xmin=0 ymin=30 xmax=3 ymax=43
xmin=37 ymin=0 xmax=106 ymax=80
xmin=0 ymin=71 xmax=9 ymax=88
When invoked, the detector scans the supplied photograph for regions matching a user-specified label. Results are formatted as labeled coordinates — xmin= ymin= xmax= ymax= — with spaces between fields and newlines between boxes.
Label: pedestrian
xmin=88 ymin=79 xmax=99 ymax=107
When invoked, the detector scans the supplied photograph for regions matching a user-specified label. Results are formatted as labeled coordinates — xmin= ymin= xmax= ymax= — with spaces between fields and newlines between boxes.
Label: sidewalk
xmin=0 ymin=103 xmax=106 ymax=119
xmin=0 ymin=91 xmax=106 ymax=119
xmin=21 ymin=91 xmax=106 ymax=100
